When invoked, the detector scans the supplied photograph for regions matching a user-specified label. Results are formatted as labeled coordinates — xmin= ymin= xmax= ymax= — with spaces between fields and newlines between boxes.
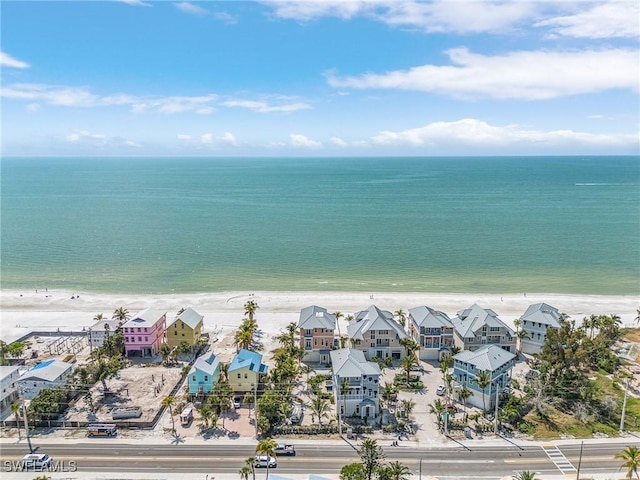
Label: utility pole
xmin=620 ymin=375 xmax=630 ymax=433
xmin=419 ymin=457 xmax=422 ymax=480
xmin=20 ymin=389 xmax=33 ymax=453
xmin=576 ymin=440 xmax=584 ymax=480
xmin=253 ymin=382 xmax=258 ymax=439
xmin=494 ymin=378 xmax=500 ymax=435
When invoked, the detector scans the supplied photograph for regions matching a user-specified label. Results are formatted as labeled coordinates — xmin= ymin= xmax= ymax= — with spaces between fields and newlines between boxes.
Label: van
xmin=20 ymin=454 xmax=52 ymax=469
xmin=254 ymin=455 xmax=277 ymax=468
xmin=87 ymin=423 xmax=117 ymax=437
xmin=180 ymin=407 xmax=193 ymax=426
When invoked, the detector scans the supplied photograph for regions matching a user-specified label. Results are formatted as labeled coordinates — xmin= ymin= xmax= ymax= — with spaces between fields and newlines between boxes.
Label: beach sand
xmin=1 ymin=289 xmax=638 ymax=343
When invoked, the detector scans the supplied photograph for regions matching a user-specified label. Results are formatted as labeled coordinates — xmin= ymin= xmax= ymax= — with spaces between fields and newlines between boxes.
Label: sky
xmin=1 ymin=0 xmax=639 ymax=157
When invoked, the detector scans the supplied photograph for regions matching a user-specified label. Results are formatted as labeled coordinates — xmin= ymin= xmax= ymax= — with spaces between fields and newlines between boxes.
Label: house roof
xmin=520 ymin=303 xmax=562 ymax=328
xmin=330 ymin=348 xmax=381 ymax=378
xmin=0 ymin=365 xmax=20 ymax=380
xmin=298 ymin=305 xmax=336 ymax=330
xmin=123 ymin=308 xmax=166 ymax=328
xmin=19 ymin=360 xmax=73 ymax=382
xmin=189 ymin=352 xmax=219 ymax=376
xmin=169 ymin=307 xmax=204 ymax=330
xmin=90 ymin=319 xmax=121 ymax=332
xmin=229 ymin=349 xmax=268 ymax=374
xmin=452 ymin=304 xmax=514 ymax=338
xmin=453 ymin=345 xmax=516 ymax=372
xmin=347 ymin=305 xmax=407 ymax=341
xmin=409 ymin=305 xmax=453 ymax=329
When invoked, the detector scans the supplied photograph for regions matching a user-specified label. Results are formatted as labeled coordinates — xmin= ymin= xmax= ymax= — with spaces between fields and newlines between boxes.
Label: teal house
xmin=188 ymin=352 xmax=220 ymax=396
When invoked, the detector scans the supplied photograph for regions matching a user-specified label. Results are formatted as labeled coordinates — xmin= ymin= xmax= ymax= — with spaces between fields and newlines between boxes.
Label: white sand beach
xmin=1 ymin=289 xmax=638 ymax=343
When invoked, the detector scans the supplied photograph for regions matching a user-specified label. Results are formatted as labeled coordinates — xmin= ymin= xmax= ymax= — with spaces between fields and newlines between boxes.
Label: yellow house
xmin=166 ymin=307 xmax=204 ymax=347
xmin=229 ymin=349 xmax=268 ymax=393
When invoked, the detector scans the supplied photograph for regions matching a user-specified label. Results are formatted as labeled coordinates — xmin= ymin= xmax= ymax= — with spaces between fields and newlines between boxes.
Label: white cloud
xmin=212 ymin=11 xmax=238 ymax=24
xmin=328 ymin=47 xmax=639 ymax=100
xmin=1 ymin=51 xmax=30 ymax=69
xmin=26 ymin=103 xmax=40 ymax=113
xmin=174 ymin=2 xmax=209 ymax=15
xmin=266 ymin=0 xmax=536 ymax=34
xmin=370 ymin=118 xmax=639 ymax=148
xmin=1 ymin=83 xmax=218 ymax=114
xmin=177 ymin=132 xmax=237 ymax=146
xmin=64 ymin=129 xmax=140 ymax=148
xmin=222 ymin=99 xmax=311 ymax=113
xmin=116 ymin=0 xmax=152 ymax=7
xmin=289 ymin=133 xmax=322 ymax=148
xmin=535 ymin=1 xmax=640 ymax=38
xmin=330 ymin=136 xmax=349 ymax=147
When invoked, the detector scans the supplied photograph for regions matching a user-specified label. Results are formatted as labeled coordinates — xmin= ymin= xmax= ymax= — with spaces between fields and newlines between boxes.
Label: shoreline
xmin=1 ymin=288 xmax=638 ymax=343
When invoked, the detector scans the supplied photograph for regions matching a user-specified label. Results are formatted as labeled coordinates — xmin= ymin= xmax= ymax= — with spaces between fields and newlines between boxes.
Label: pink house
xmin=298 ymin=306 xmax=336 ymax=364
xmin=122 ymin=309 xmax=167 ymax=357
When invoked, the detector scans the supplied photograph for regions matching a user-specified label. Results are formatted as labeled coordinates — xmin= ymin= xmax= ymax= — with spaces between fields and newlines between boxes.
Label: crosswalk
xmin=541 ymin=444 xmax=578 ymax=475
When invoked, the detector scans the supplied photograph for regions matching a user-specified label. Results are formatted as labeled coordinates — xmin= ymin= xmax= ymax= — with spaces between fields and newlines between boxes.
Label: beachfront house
xmin=453 ymin=345 xmax=516 ymax=410
xmin=17 ymin=360 xmax=74 ymax=400
xmin=229 ymin=349 xmax=268 ymax=393
xmin=88 ymin=319 xmax=121 ymax=350
xmin=0 ymin=366 xmax=21 ymax=420
xmin=519 ymin=303 xmax=563 ymax=355
xmin=188 ymin=352 xmax=220 ymax=396
xmin=451 ymin=304 xmax=516 ymax=353
xmin=298 ymin=306 xmax=336 ymax=364
xmin=122 ymin=309 xmax=167 ymax=357
xmin=408 ymin=305 xmax=455 ymax=360
xmin=166 ymin=307 xmax=204 ymax=348
xmin=330 ymin=348 xmax=381 ymax=421
xmin=347 ymin=305 xmax=408 ymax=361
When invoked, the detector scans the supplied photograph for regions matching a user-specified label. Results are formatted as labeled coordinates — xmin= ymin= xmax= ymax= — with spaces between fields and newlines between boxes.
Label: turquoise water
xmin=1 ymin=156 xmax=638 ymax=294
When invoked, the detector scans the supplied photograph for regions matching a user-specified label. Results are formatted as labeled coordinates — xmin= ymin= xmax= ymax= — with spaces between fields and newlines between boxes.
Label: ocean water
xmin=1 ymin=156 xmax=638 ymax=295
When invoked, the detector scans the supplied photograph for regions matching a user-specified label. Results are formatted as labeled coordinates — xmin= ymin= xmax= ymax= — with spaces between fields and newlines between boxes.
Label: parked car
xmin=254 ymin=455 xmax=277 ymax=468
xmin=435 ymin=384 xmax=446 ymax=396
xmin=275 ymin=444 xmax=296 ymax=456
xmin=233 ymin=397 xmax=241 ymax=409
xmin=445 ymin=404 xmax=458 ymax=413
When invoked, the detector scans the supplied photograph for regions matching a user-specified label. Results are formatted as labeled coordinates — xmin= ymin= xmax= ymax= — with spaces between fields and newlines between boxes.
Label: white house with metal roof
xmin=408 ymin=305 xmax=455 ymax=360
xmin=17 ymin=360 xmax=74 ymax=400
xmin=1 ymin=366 xmax=21 ymax=420
xmin=519 ymin=303 xmax=563 ymax=354
xmin=330 ymin=348 xmax=381 ymax=421
xmin=88 ymin=319 xmax=121 ymax=349
xmin=347 ymin=305 xmax=407 ymax=361
xmin=453 ymin=345 xmax=516 ymax=410
xmin=298 ymin=306 xmax=336 ymax=364
xmin=452 ymin=304 xmax=516 ymax=353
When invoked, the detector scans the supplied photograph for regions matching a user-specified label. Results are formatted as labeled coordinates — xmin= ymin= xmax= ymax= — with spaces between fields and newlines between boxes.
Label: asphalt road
xmin=1 ymin=441 xmax=637 ymax=478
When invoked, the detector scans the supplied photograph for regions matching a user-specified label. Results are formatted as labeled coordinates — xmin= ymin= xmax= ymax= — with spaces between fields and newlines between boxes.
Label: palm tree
xmin=459 ymin=386 xmax=472 ymax=414
xmin=310 ymin=395 xmax=330 ymax=425
xmin=400 ymin=399 xmax=415 ymax=422
xmin=161 ymin=395 xmax=177 ymax=434
xmin=635 ymin=308 xmax=640 ymax=325
xmin=615 ymin=445 xmax=640 ymax=479
xmin=339 ymin=378 xmax=350 ymax=430
xmin=394 ymin=309 xmax=407 ymax=329
xmin=198 ymin=405 xmax=214 ymax=430
xmin=255 ymin=437 xmax=277 ymax=480
xmin=333 ymin=311 xmax=343 ymax=339
xmin=385 ymin=460 xmax=412 ymax=480
xmin=244 ymin=457 xmax=256 ymax=480
xmin=11 ymin=401 xmax=22 ymax=439
xmin=512 ymin=472 xmax=538 ymax=480
xmin=219 ymin=362 xmax=230 ymax=383
xmin=428 ymin=399 xmax=445 ymax=429
xmin=112 ymin=307 xmax=130 ymax=323
xmin=244 ymin=300 xmax=259 ymax=321
xmin=239 ymin=464 xmax=253 ymax=480
xmin=400 ymin=338 xmax=420 ymax=359
xmin=234 ymin=325 xmax=254 ymax=352
xmin=450 ymin=345 xmax=461 ymax=356
xmin=93 ymin=313 xmax=104 ymax=322
xmin=400 ymin=355 xmax=417 ymax=385
xmin=475 ymin=371 xmax=491 ymax=413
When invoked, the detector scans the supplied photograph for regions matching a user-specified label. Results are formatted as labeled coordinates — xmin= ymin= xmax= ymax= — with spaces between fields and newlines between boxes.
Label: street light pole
xmin=620 ymin=376 xmax=630 ymax=433
xmin=19 ymin=387 xmax=33 ymax=453
xmin=252 ymin=382 xmax=258 ymax=439
xmin=493 ymin=377 xmax=500 ymax=435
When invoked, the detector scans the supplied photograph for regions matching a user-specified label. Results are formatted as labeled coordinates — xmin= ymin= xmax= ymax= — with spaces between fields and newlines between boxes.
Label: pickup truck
xmin=275 ymin=444 xmax=296 ymax=456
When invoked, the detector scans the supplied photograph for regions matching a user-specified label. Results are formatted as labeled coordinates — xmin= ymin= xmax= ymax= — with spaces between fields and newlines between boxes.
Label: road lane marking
xmin=541 ymin=445 xmax=577 ymax=475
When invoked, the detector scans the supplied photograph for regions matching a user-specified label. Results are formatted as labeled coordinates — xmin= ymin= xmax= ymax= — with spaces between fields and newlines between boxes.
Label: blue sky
xmin=2 ymin=0 xmax=639 ymax=156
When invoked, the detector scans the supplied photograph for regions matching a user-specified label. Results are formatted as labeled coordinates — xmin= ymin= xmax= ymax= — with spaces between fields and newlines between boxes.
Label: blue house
xmin=188 ymin=352 xmax=220 ymax=396
xmin=229 ymin=349 xmax=268 ymax=393
xmin=453 ymin=344 xmax=516 ymax=410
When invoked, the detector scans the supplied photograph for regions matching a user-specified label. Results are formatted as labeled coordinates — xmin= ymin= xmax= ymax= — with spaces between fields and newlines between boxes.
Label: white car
xmin=20 ymin=454 xmax=53 ymax=470
xmin=233 ymin=397 xmax=241 ymax=409
xmin=254 ymin=455 xmax=277 ymax=468
xmin=435 ymin=384 xmax=446 ymax=396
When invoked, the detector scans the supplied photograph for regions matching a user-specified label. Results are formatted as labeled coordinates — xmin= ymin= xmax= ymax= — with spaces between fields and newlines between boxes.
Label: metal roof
xmin=452 ymin=304 xmax=514 ymax=338
xmin=169 ymin=307 xmax=204 ymax=330
xmin=330 ymin=348 xmax=381 ymax=378
xmin=454 ymin=345 xmax=516 ymax=372
xmin=123 ymin=308 xmax=167 ymax=328
xmin=229 ymin=349 xmax=268 ymax=374
xmin=347 ymin=305 xmax=407 ymax=341
xmin=19 ymin=360 xmax=73 ymax=382
xmin=409 ymin=305 xmax=453 ymax=329
xmin=520 ymin=303 xmax=562 ymax=328
xmin=298 ymin=305 xmax=336 ymax=330
xmin=189 ymin=352 xmax=219 ymax=376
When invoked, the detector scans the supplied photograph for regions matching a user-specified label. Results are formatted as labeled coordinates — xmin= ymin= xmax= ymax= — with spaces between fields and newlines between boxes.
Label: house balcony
xmin=374 ymin=342 xmax=391 ymax=347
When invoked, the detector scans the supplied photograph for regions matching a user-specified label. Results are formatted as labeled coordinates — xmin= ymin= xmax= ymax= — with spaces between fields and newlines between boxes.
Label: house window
xmin=305 ymin=340 xmax=311 ymax=349
xmin=244 ymin=374 xmax=248 ymax=379
xmin=125 ymin=337 xmax=129 ymax=342
xmin=237 ymin=373 xmax=241 ymax=379
xmin=356 ymin=405 xmax=360 ymax=415
xmin=137 ymin=328 xmax=141 ymax=332
xmin=182 ymin=334 xmax=185 ymax=337
xmin=138 ymin=337 xmax=142 ymax=342
xmin=204 ymin=376 xmax=208 ymax=382
xmin=145 ymin=337 xmax=148 ymax=341
xmin=192 ymin=376 xmax=196 ymax=381
xmin=181 ymin=323 xmax=184 ymax=329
